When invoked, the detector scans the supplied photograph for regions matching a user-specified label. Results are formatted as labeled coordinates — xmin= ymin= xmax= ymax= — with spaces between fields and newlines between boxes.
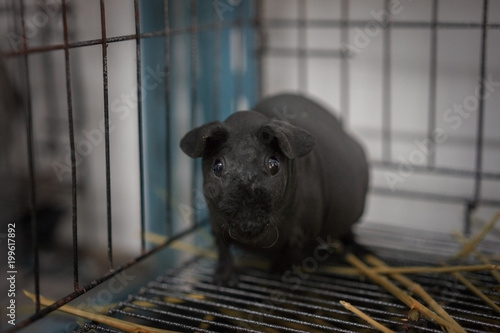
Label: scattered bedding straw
xmin=453 ymin=230 xmax=500 ymax=284
xmin=346 ymin=254 xmax=457 ymax=333
xmin=340 ymin=300 xmax=394 ymax=333
xmin=451 ymin=271 xmax=500 ymax=314
xmin=322 ymin=264 xmax=498 ymax=276
xmin=24 ymin=290 xmax=178 ymax=333
xmin=454 ymin=212 xmax=500 ymax=258
xmin=364 ymin=255 xmax=466 ymax=333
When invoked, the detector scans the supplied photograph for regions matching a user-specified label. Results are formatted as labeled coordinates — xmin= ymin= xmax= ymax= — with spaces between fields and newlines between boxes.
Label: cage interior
xmin=0 ymin=0 xmax=499 ymax=333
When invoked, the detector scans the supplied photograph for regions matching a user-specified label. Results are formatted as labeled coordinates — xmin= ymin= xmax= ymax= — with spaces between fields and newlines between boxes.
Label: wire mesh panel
xmin=258 ymin=0 xmax=500 ymax=233
xmin=0 ymin=0 xmax=257 ymax=331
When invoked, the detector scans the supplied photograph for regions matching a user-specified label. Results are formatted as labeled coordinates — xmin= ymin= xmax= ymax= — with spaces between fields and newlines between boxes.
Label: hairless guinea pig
xmin=180 ymin=94 xmax=369 ymax=285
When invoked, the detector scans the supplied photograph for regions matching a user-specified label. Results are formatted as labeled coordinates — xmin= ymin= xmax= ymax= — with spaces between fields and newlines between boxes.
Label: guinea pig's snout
xmin=230 ymin=170 xmax=257 ymax=187
xmin=219 ymin=184 xmax=273 ymax=236
xmin=235 ymin=220 xmax=263 ymax=235
xmin=244 ymin=173 xmax=257 ymax=184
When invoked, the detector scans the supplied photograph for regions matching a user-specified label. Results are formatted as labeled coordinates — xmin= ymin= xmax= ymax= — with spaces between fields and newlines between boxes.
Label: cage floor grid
xmin=75 ymin=224 xmax=500 ymax=333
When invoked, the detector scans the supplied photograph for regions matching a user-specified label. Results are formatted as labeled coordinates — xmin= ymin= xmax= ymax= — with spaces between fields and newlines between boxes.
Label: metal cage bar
xmin=163 ymin=0 xmax=173 ymax=239
xmin=213 ymin=0 xmax=222 ymax=121
xmin=297 ymin=0 xmax=307 ymax=92
xmin=19 ymin=0 xmax=41 ymax=315
xmin=381 ymin=0 xmax=392 ymax=163
xmin=471 ymin=0 xmax=490 ymax=215
xmin=61 ymin=0 xmax=79 ymax=291
xmin=189 ymin=0 xmax=199 ymax=228
xmin=339 ymin=0 xmax=349 ymax=125
xmin=134 ymin=0 xmax=146 ymax=254
xmin=99 ymin=0 xmax=114 ymax=270
xmin=427 ymin=0 xmax=439 ymax=168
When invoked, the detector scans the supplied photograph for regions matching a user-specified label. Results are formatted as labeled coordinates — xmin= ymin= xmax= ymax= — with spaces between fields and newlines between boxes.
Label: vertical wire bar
xmin=427 ymin=0 xmax=438 ymax=168
xmin=62 ymin=0 xmax=79 ymax=290
xmin=235 ymin=0 xmax=244 ymax=110
xmin=190 ymin=0 xmax=198 ymax=226
xmin=134 ymin=0 xmax=146 ymax=253
xmin=213 ymin=0 xmax=221 ymax=120
xmin=100 ymin=0 xmax=113 ymax=269
xmin=20 ymin=0 xmax=40 ymax=313
xmin=297 ymin=0 xmax=307 ymax=92
xmin=382 ymin=0 xmax=392 ymax=163
xmin=340 ymin=0 xmax=349 ymax=126
xmin=164 ymin=0 xmax=173 ymax=238
xmin=468 ymin=0 xmax=489 ymax=234
xmin=255 ymin=0 xmax=264 ymax=100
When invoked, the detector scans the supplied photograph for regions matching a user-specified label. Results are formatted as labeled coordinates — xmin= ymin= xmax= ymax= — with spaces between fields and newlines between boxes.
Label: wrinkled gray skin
xmin=180 ymin=94 xmax=369 ymax=285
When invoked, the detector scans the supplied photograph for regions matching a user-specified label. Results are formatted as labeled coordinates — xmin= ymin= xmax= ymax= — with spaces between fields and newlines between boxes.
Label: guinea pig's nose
xmin=234 ymin=170 xmax=256 ymax=184
xmin=245 ymin=173 xmax=256 ymax=183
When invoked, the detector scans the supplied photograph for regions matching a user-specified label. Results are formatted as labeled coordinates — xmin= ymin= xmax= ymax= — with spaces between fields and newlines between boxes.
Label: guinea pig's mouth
xmin=218 ymin=184 xmax=279 ymax=247
xmin=222 ymin=221 xmax=279 ymax=248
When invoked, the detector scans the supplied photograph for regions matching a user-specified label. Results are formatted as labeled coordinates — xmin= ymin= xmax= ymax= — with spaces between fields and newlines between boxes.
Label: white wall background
xmin=261 ymin=0 xmax=500 ymax=235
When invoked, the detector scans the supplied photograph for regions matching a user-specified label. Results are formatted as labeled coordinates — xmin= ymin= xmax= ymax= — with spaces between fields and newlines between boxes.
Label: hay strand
xmin=453 ymin=230 xmax=500 ymax=284
xmin=340 ymin=301 xmax=394 ymax=333
xmin=24 ymin=290 xmax=179 ymax=333
xmin=345 ymin=254 xmax=456 ymax=332
xmin=323 ymin=264 xmax=498 ymax=276
xmin=451 ymin=272 xmax=500 ymax=314
xmin=454 ymin=212 xmax=500 ymax=258
xmin=365 ymin=255 xmax=466 ymax=333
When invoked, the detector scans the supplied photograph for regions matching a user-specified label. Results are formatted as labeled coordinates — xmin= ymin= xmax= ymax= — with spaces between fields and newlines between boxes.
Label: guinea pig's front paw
xmin=213 ymin=264 xmax=239 ymax=287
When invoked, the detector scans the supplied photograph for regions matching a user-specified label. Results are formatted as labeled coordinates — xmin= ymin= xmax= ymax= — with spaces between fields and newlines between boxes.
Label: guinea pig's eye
xmin=268 ymin=156 xmax=280 ymax=175
xmin=213 ymin=159 xmax=224 ymax=176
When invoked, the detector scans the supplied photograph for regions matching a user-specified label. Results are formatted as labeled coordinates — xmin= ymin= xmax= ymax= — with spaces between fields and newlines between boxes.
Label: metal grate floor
xmin=75 ymin=224 xmax=500 ymax=333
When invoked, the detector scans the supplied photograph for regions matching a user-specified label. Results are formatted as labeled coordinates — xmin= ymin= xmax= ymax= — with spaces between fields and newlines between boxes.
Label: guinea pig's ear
xmin=259 ymin=119 xmax=315 ymax=159
xmin=180 ymin=121 xmax=228 ymax=158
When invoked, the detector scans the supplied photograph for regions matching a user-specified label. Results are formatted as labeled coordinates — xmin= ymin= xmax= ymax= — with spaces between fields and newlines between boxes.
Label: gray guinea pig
xmin=180 ymin=94 xmax=369 ymax=285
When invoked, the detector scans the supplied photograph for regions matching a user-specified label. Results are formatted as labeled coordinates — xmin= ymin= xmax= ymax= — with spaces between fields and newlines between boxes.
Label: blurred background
xmin=0 ymin=0 xmax=499 ymax=331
